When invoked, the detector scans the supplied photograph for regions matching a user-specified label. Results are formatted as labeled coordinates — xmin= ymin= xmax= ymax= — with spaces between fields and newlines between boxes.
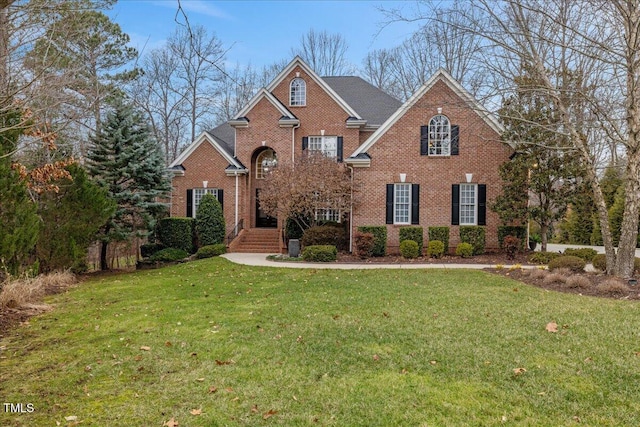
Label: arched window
xmin=428 ymin=115 xmax=451 ymax=156
xmin=290 ymin=78 xmax=306 ymax=106
xmin=256 ymin=149 xmax=277 ymax=179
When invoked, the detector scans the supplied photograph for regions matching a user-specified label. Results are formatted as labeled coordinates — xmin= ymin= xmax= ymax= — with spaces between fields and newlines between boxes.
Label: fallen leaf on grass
xmin=65 ymin=416 xmax=78 ymax=421
xmin=190 ymin=408 xmax=202 ymax=416
xmin=216 ymin=359 xmax=233 ymax=365
xmin=513 ymin=367 xmax=527 ymax=375
xmin=373 ymin=354 xmax=380 ymax=361
xmin=251 ymin=404 xmax=259 ymax=413
xmin=545 ymin=322 xmax=558 ymax=333
xmin=208 ymin=386 xmax=218 ymax=393
xmin=165 ymin=341 xmax=172 ymax=347
xmin=263 ymin=409 xmax=278 ymax=419
xmin=196 ymin=378 xmax=205 ymax=382
xmin=164 ymin=418 xmax=179 ymax=427
xmin=134 ymin=355 xmax=142 ymax=361
xmin=140 ymin=346 xmax=151 ymax=351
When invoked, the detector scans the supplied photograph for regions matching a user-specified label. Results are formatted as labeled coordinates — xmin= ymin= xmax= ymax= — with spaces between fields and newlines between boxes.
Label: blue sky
xmin=108 ymin=0 xmax=423 ymax=71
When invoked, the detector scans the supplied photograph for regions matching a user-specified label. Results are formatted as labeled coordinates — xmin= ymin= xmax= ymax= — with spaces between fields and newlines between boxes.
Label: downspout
xmin=348 ymin=165 xmax=354 ymax=253
xmin=292 ymin=122 xmax=299 ymax=164
xmin=234 ymin=171 xmax=239 ymax=231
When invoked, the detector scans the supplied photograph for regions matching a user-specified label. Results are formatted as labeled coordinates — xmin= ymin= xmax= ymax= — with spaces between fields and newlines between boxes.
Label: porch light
xmin=465 ymin=173 xmax=473 ymax=183
xmin=203 ymin=180 xmax=208 ymax=188
xmin=400 ymin=173 xmax=406 ymax=183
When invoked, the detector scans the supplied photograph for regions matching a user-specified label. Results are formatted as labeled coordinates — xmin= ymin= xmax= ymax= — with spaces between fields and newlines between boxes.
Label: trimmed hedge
xmin=427 ymin=240 xmax=445 ymax=259
xmin=428 ymin=227 xmax=450 ymax=253
xmin=302 ymin=245 xmax=337 ymax=262
xmin=354 ymin=231 xmax=375 ymax=258
xmin=460 ymin=226 xmax=486 ymax=255
xmin=157 ymin=217 xmax=195 ymax=254
xmin=399 ymin=226 xmax=423 ymax=255
xmin=301 ymin=225 xmax=348 ymax=251
xmin=195 ymin=194 xmax=225 ymax=247
xmin=357 ymin=226 xmax=387 ymax=257
xmin=400 ymin=240 xmax=420 ymax=259
xmin=497 ymin=226 xmax=527 ymax=249
xmin=528 ymin=251 xmax=561 ymax=265
xmin=455 ymin=242 xmax=474 ymax=258
xmin=196 ymin=243 xmax=226 ymax=259
xmin=140 ymin=243 xmax=164 ymax=258
xmin=148 ymin=248 xmax=189 ymax=263
xmin=563 ymin=248 xmax=598 ymax=262
xmin=548 ymin=255 xmax=586 ymax=273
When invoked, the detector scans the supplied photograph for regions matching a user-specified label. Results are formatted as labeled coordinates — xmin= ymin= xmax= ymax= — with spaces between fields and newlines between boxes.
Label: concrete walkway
xmin=221 ymin=252 xmax=518 ymax=270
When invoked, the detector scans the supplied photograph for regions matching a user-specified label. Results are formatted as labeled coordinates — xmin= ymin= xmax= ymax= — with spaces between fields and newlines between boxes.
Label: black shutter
xmin=386 ymin=184 xmax=394 ymax=224
xmin=451 ymin=125 xmax=459 ymax=155
xmin=477 ymin=184 xmax=486 ymax=226
xmin=337 ymin=136 xmax=343 ymax=162
xmin=302 ymin=136 xmax=308 ymax=150
xmin=451 ymin=184 xmax=460 ymax=225
xmin=420 ymin=125 xmax=429 ymax=155
xmin=411 ymin=184 xmax=420 ymax=225
xmin=186 ymin=189 xmax=193 ymax=217
xmin=217 ymin=189 xmax=224 ymax=210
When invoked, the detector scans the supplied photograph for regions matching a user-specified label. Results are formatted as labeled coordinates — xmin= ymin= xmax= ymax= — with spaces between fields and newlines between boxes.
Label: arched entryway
xmin=253 ymin=148 xmax=278 ymax=228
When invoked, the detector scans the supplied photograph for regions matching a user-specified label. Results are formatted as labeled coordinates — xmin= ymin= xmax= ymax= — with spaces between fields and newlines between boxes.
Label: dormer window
xmin=428 ymin=114 xmax=451 ymax=156
xmin=290 ymin=78 xmax=306 ymax=106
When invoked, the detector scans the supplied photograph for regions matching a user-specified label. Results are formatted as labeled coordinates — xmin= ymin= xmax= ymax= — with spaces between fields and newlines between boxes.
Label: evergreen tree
xmin=0 ymin=107 xmax=40 ymax=275
xmin=86 ymin=98 xmax=170 ymax=270
xmin=36 ymin=163 xmax=115 ymax=273
xmin=195 ymin=194 xmax=225 ymax=247
xmin=565 ymin=181 xmax=596 ymax=245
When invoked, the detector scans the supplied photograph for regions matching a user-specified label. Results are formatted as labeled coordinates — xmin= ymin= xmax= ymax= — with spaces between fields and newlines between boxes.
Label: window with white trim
xmin=256 ymin=149 xmax=277 ymax=179
xmin=308 ymin=136 xmax=337 ymax=158
xmin=428 ymin=114 xmax=451 ymax=156
xmin=315 ymin=208 xmax=341 ymax=223
xmin=193 ymin=188 xmax=219 ymax=217
xmin=290 ymin=78 xmax=306 ymax=106
xmin=460 ymin=183 xmax=477 ymax=225
xmin=394 ymin=183 xmax=411 ymax=224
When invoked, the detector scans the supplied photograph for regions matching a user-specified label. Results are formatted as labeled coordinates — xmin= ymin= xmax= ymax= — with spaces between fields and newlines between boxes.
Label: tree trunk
xmin=540 ymin=224 xmax=548 ymax=252
xmin=100 ymin=240 xmax=108 ymax=271
xmin=0 ymin=1 xmax=11 ymax=102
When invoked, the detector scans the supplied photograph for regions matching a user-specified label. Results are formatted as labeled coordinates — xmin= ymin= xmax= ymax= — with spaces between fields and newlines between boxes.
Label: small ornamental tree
xmin=258 ymin=152 xmax=358 ymax=231
xmin=195 ymin=194 xmax=225 ymax=247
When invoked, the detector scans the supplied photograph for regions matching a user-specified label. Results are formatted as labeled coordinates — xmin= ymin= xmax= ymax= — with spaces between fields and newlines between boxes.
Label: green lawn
xmin=2 ymin=258 xmax=640 ymax=426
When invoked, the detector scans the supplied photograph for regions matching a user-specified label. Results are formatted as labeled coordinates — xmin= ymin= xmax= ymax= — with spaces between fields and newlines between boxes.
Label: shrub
xmin=427 ymin=240 xmax=445 ymax=259
xmin=542 ymin=273 xmax=566 ymax=286
xmin=455 ymin=242 xmax=474 ymax=258
xmin=354 ymin=232 xmax=375 ymax=258
xmin=148 ymin=248 xmax=189 ymax=263
xmin=196 ymin=244 xmax=226 ymax=259
xmin=528 ymin=251 xmax=561 ymax=265
xmin=428 ymin=227 xmax=450 ymax=254
xmin=497 ymin=226 xmax=527 ymax=249
xmin=591 ymin=254 xmax=640 ymax=272
xmin=592 ymin=254 xmax=606 ymax=271
xmin=357 ymin=226 xmax=387 ymax=257
xmin=399 ymin=226 xmax=423 ymax=254
xmin=548 ymin=255 xmax=586 ymax=273
xmin=301 ymin=245 xmax=337 ymax=262
xmin=563 ymin=248 xmax=598 ymax=262
xmin=503 ymin=235 xmax=521 ymax=260
xmin=597 ymin=278 xmax=629 ymax=296
xmin=140 ymin=243 xmax=164 ymax=258
xmin=565 ymin=275 xmax=591 ymax=289
xmin=195 ymin=194 xmax=226 ymax=247
xmin=529 ymin=268 xmax=547 ymax=280
xmin=157 ymin=217 xmax=195 ymax=253
xmin=400 ymin=240 xmax=420 ymax=259
xmin=301 ymin=225 xmax=348 ymax=251
xmin=460 ymin=226 xmax=485 ymax=255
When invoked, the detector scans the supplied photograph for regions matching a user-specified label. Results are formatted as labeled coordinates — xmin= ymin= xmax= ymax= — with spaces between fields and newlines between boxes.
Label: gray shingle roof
xmin=208 ymin=122 xmax=235 ymax=156
xmin=322 ymin=76 xmax=402 ymax=126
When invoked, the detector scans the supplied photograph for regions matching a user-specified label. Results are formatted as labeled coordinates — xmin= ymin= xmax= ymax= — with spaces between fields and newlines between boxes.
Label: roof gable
xmin=265 ymin=56 xmax=361 ymax=119
xmin=169 ymin=127 xmax=243 ymax=170
xmin=351 ymin=69 xmax=507 ymax=157
xmin=233 ymin=88 xmax=296 ymax=120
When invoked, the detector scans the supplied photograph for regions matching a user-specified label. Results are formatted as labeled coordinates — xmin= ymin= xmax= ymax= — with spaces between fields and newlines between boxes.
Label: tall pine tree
xmin=87 ymin=98 xmax=170 ymax=270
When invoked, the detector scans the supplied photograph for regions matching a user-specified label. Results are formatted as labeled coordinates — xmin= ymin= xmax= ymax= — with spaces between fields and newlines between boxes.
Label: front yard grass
xmin=2 ymin=258 xmax=640 ymax=426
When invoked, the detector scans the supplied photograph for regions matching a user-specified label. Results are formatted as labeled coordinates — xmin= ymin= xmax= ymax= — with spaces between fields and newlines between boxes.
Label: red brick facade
xmin=169 ymin=58 xmax=513 ymax=253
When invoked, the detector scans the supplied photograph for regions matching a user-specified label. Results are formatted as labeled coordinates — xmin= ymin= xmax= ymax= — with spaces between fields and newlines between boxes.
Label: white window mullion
xmin=394 ymin=183 xmax=411 ymax=224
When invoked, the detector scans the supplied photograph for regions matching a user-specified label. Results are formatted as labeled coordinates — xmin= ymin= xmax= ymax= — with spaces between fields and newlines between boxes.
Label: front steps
xmin=230 ymin=228 xmax=280 ymax=253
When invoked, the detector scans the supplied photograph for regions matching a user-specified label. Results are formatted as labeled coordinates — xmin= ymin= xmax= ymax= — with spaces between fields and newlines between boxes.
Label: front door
xmin=255 ymin=189 xmax=277 ymax=228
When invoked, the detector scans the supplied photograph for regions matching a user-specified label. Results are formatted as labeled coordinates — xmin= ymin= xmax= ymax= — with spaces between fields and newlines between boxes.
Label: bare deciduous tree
xmin=258 ymin=153 xmax=358 ymax=230
xmin=291 ymin=29 xmax=354 ymax=76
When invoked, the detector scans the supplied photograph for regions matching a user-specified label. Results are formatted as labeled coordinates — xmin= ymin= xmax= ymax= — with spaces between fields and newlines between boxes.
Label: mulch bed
xmin=336 ymin=251 xmax=533 ymax=265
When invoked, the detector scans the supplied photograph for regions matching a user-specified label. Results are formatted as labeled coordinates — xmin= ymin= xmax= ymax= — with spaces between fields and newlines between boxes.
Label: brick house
xmin=169 ymin=57 xmax=514 ymax=253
